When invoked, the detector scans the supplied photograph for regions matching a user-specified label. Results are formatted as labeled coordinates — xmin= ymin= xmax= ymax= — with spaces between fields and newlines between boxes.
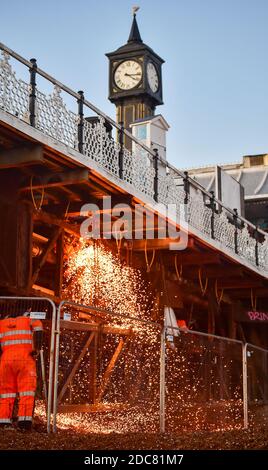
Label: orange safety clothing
xmin=177 ymin=319 xmax=187 ymax=330
xmin=0 ymin=315 xmax=43 ymax=424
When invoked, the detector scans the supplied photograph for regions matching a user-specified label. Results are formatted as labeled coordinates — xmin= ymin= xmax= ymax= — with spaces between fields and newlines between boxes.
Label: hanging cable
xmin=251 ymin=288 xmax=257 ymax=312
xmin=115 ymin=231 xmax=123 ymax=255
xmin=144 ymin=239 xmax=155 ymax=273
xmin=64 ymin=200 xmax=71 ymax=221
xmin=30 ymin=175 xmax=44 ymax=211
xmin=188 ymin=302 xmax=194 ymax=327
xmin=174 ymin=254 xmax=183 ymax=281
xmin=215 ymin=279 xmax=224 ymax=306
xmin=198 ymin=267 xmax=208 ymax=296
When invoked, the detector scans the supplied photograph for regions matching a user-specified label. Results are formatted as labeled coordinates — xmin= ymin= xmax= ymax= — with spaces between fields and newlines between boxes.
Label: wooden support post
xmin=90 ymin=328 xmax=98 ymax=404
xmin=207 ymin=283 xmax=218 ymax=335
xmin=55 ymin=232 xmax=64 ymax=298
xmin=17 ymin=201 xmax=33 ymax=292
xmin=227 ymin=303 xmax=237 ymax=340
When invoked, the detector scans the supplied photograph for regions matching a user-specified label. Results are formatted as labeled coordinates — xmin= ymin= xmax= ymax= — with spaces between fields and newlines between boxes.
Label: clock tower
xmin=106 ymin=10 xmax=164 ymax=148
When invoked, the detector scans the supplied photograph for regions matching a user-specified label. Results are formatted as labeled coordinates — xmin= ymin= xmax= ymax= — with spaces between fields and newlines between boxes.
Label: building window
xmin=136 ymin=125 xmax=147 ymax=141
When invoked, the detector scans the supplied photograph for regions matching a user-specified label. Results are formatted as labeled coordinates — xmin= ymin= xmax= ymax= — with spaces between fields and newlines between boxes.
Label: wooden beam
xmin=31 ymin=227 xmax=62 ymax=286
xmin=0 ymin=145 xmax=44 ymax=168
xmin=60 ymin=319 xmax=131 ymax=336
xmin=20 ymin=169 xmax=89 ymax=191
xmin=96 ymin=337 xmax=127 ymax=403
xmin=182 ymin=265 xmax=244 ymax=280
xmin=55 ymin=232 xmax=64 ymax=297
xmin=161 ymin=252 xmax=221 ymax=266
xmin=229 ymin=287 xmax=268 ymax=298
xmin=132 ymin=237 xmax=195 ymax=251
xmin=32 ymin=209 xmax=80 ymax=237
xmin=218 ymin=279 xmax=264 ymax=289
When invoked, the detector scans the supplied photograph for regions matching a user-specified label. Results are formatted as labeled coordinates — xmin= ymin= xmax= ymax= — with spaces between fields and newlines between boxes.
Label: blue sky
xmin=1 ymin=0 xmax=268 ymax=168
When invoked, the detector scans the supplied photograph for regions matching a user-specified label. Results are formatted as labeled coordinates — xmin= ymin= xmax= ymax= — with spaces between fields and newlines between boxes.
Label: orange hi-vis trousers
xmin=0 ymin=349 xmax=36 ymax=424
xmin=0 ymin=315 xmax=42 ymax=424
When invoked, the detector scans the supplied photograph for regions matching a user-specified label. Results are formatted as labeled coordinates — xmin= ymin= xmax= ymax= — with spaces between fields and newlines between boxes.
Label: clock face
xmin=114 ymin=60 xmax=142 ymax=90
xmin=147 ymin=62 xmax=159 ymax=93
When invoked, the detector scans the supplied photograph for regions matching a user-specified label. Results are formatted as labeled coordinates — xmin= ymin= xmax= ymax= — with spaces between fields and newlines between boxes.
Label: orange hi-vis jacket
xmin=0 ymin=315 xmax=43 ymax=424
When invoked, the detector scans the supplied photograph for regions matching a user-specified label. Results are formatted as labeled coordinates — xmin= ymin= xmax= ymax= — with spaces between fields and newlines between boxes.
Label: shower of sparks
xmin=63 ymin=238 xmax=155 ymax=324
xmin=37 ymin=238 xmax=247 ymax=435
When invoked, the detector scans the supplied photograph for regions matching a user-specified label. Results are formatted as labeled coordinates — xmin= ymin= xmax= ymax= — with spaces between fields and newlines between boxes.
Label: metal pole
xmin=40 ymin=349 xmax=48 ymax=405
xmin=45 ymin=300 xmax=56 ymax=434
xmin=153 ymin=148 xmax=159 ymax=203
xmin=29 ymin=58 xmax=37 ymax=127
xmin=52 ymin=303 xmax=61 ymax=433
xmin=77 ymin=90 xmax=84 ymax=154
xmin=233 ymin=208 xmax=238 ymax=254
xmin=255 ymin=226 xmax=259 ymax=266
xmin=242 ymin=343 xmax=249 ymax=429
xmin=160 ymin=327 xmax=166 ymax=433
xmin=183 ymin=171 xmax=189 ymax=205
xmin=118 ymin=121 xmax=124 ymax=180
xmin=210 ymin=191 xmax=215 ymax=239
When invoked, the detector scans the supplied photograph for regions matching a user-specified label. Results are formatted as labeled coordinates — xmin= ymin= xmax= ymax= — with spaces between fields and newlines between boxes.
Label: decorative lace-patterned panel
xmin=187 ymin=190 xmax=212 ymax=237
xmin=158 ymin=174 xmax=184 ymax=205
xmin=36 ymin=85 xmax=77 ymax=148
xmin=258 ymin=234 xmax=268 ymax=270
xmin=84 ymin=117 xmax=119 ymax=177
xmin=214 ymin=210 xmax=236 ymax=251
xmin=123 ymin=147 xmax=155 ymax=198
xmin=0 ymin=52 xmax=29 ymax=122
xmin=237 ymin=225 xmax=257 ymax=265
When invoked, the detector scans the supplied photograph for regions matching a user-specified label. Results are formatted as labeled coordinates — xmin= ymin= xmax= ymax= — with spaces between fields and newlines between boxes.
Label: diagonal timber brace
xmin=57 ymin=331 xmax=96 ymax=404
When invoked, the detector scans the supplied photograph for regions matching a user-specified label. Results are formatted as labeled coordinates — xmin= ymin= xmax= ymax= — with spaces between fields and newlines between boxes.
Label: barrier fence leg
xmin=52 ymin=305 xmax=61 ymax=433
xmin=242 ymin=343 xmax=249 ymax=429
xmin=40 ymin=349 xmax=48 ymax=405
xmin=46 ymin=301 xmax=56 ymax=434
xmin=160 ymin=328 xmax=166 ymax=433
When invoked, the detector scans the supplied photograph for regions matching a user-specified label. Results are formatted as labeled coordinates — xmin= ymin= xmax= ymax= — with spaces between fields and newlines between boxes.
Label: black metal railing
xmin=0 ymin=41 xmax=267 ymax=271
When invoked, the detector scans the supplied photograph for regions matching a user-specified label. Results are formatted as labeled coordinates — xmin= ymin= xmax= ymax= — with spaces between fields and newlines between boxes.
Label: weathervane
xmin=132 ymin=5 xmax=140 ymax=16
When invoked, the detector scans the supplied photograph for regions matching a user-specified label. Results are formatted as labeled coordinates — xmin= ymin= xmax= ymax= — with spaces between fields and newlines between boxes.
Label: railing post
xmin=233 ymin=208 xmax=239 ymax=254
xmin=118 ymin=121 xmax=124 ymax=180
xmin=153 ymin=148 xmax=159 ymax=203
xmin=210 ymin=191 xmax=216 ymax=239
xmin=183 ymin=171 xmax=189 ymax=205
xmin=29 ymin=58 xmax=37 ymax=127
xmin=77 ymin=90 xmax=84 ymax=154
xmin=242 ymin=342 xmax=249 ymax=429
xmin=160 ymin=327 xmax=166 ymax=433
xmin=255 ymin=226 xmax=259 ymax=266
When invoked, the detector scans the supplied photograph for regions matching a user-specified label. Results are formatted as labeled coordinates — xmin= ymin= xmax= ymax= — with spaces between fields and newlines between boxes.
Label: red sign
xmin=247 ymin=311 xmax=268 ymax=322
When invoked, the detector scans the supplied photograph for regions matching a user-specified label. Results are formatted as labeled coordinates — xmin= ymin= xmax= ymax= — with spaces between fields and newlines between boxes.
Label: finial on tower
xmin=132 ymin=5 xmax=140 ymax=16
xmin=128 ymin=6 xmax=142 ymax=43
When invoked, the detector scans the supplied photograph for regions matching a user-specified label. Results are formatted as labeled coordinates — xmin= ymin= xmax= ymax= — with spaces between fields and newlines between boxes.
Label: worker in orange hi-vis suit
xmin=0 ymin=308 xmax=43 ymax=431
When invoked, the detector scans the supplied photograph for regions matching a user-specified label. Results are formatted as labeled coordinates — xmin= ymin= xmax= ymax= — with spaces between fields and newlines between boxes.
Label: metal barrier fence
xmin=53 ymin=301 xmax=162 ymax=433
xmin=0 ymin=297 xmax=56 ymax=432
xmin=1 ymin=297 xmax=268 ymax=433
xmin=160 ymin=327 xmax=246 ymax=432
xmin=245 ymin=343 xmax=268 ymax=418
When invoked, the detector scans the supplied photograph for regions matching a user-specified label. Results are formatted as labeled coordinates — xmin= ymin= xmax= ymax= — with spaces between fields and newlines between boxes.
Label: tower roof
xmin=128 ymin=14 xmax=143 ymax=44
xmin=106 ymin=13 xmax=164 ymax=63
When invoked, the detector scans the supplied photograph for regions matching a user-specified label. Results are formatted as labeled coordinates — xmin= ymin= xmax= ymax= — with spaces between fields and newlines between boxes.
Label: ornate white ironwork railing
xmin=36 ymin=86 xmax=78 ymax=148
xmin=0 ymin=44 xmax=268 ymax=274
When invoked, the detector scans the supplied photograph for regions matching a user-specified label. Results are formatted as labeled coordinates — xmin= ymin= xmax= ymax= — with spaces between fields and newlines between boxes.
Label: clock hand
xmin=124 ymin=73 xmax=141 ymax=77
